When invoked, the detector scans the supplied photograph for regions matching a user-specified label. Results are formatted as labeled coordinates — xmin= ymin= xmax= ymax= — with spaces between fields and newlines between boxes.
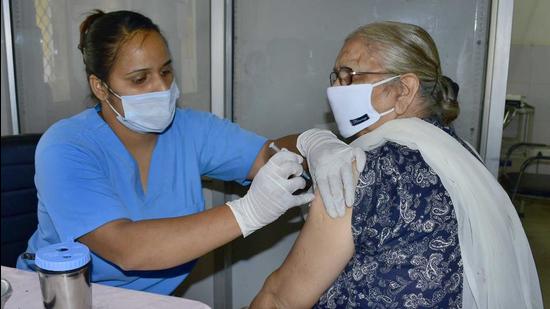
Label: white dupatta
xmin=351 ymin=118 xmax=542 ymax=309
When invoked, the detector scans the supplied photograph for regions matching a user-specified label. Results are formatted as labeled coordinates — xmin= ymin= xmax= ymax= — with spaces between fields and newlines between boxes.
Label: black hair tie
xmin=430 ymin=74 xmax=440 ymax=96
xmin=450 ymin=78 xmax=459 ymax=97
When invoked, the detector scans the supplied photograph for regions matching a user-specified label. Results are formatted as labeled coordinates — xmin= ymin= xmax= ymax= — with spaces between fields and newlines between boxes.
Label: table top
xmin=1 ymin=266 xmax=210 ymax=309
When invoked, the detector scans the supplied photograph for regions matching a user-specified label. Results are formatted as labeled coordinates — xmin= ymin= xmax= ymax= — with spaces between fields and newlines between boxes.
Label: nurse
xmin=17 ymin=10 xmax=366 ymax=295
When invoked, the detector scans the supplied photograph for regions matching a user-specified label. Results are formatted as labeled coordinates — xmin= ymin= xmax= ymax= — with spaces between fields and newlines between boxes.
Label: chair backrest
xmin=1 ymin=134 xmax=41 ymax=267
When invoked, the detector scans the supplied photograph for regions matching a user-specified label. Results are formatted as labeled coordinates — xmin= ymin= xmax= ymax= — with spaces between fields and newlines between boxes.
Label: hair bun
xmin=441 ymin=76 xmax=459 ymax=98
xmin=438 ymin=75 xmax=460 ymax=124
xmin=78 ymin=9 xmax=105 ymax=53
xmin=439 ymin=75 xmax=459 ymax=103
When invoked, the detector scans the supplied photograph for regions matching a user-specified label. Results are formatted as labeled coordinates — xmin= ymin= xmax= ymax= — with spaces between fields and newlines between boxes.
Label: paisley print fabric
xmin=315 ymin=119 xmax=464 ymax=308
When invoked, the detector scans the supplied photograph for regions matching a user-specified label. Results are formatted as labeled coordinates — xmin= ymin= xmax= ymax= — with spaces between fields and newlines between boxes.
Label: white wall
xmin=506 ymin=0 xmax=550 ymax=144
xmin=506 ymin=44 xmax=550 ymax=144
xmin=511 ymin=0 xmax=550 ymax=46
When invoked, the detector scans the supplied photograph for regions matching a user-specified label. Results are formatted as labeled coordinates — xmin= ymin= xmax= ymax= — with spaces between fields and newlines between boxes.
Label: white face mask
xmin=327 ymin=75 xmax=400 ymax=138
xmin=105 ymin=81 xmax=180 ymax=134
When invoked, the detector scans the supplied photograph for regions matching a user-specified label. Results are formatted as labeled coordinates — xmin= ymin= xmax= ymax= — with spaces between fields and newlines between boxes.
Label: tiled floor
xmin=520 ymin=199 xmax=550 ymax=308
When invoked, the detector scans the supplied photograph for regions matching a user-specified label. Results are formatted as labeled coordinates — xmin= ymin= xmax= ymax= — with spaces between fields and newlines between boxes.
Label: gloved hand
xmin=227 ymin=150 xmax=315 ymax=237
xmin=297 ymin=128 xmax=366 ymax=218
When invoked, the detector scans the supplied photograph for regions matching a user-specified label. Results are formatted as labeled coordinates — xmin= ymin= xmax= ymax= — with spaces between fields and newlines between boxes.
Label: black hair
xmin=78 ymin=10 xmax=163 ymax=83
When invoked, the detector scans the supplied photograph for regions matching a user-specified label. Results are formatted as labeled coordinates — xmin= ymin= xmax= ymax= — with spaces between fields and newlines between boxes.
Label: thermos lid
xmin=35 ymin=242 xmax=91 ymax=272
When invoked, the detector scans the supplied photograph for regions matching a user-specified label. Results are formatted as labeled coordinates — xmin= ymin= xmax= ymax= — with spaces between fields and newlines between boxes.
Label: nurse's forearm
xmin=79 ymin=204 xmax=241 ymax=271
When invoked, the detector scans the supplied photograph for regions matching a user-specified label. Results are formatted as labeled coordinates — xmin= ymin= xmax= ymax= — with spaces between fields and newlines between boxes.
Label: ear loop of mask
xmin=101 ymin=82 xmax=125 ymax=119
xmin=373 ymin=75 xmax=401 ymax=115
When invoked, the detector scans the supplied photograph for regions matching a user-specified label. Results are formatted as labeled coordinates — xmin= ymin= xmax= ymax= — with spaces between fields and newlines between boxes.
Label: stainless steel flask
xmin=33 ymin=242 xmax=91 ymax=309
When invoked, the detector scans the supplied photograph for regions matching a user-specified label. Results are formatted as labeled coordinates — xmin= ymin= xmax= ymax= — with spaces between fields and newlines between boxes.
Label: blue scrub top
xmin=17 ymin=106 xmax=266 ymax=295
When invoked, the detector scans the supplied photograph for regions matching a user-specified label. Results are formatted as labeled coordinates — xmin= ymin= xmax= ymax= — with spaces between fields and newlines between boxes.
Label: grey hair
xmin=346 ymin=21 xmax=459 ymax=124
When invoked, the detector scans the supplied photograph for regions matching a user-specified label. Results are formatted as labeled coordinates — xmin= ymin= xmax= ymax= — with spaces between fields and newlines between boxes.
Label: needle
xmin=269 ymin=142 xmax=312 ymax=181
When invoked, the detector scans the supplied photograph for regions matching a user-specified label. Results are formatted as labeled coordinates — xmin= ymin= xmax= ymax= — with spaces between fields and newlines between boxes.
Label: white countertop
xmin=1 ymin=266 xmax=210 ymax=309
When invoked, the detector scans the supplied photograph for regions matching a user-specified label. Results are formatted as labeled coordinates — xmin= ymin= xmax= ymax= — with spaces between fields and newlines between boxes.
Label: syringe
xmin=268 ymin=142 xmax=312 ymax=181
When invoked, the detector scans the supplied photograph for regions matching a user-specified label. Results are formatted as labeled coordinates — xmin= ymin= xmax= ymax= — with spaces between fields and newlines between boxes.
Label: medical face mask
xmin=327 ymin=75 xmax=400 ymax=138
xmin=105 ymin=81 xmax=180 ymax=134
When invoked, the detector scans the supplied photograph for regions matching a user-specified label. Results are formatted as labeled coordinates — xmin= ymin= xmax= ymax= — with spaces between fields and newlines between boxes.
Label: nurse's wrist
xmin=225 ymin=198 xmax=258 ymax=238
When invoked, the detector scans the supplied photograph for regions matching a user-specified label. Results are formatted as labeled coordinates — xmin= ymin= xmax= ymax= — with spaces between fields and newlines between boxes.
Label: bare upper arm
xmin=251 ymin=191 xmax=355 ymax=308
xmin=78 ymin=219 xmax=134 ymax=268
xmin=247 ymin=141 xmax=271 ymax=180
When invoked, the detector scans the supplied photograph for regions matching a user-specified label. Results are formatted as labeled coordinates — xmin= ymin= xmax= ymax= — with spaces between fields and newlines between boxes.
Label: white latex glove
xmin=227 ymin=150 xmax=315 ymax=237
xmin=297 ymin=128 xmax=366 ymax=218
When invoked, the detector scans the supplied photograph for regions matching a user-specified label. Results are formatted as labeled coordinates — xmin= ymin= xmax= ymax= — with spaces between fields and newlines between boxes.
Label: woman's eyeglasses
xmin=329 ymin=66 xmax=392 ymax=86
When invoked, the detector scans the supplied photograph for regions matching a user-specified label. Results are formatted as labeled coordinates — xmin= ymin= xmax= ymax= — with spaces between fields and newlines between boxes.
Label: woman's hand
xmin=297 ymin=128 xmax=366 ymax=218
xmin=227 ymin=150 xmax=315 ymax=237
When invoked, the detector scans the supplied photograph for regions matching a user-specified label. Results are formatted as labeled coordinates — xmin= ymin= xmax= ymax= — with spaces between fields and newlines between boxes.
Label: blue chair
xmin=1 ymin=134 xmax=41 ymax=267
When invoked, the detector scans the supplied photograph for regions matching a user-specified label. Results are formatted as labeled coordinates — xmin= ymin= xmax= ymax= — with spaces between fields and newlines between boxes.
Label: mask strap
xmin=101 ymin=81 xmax=125 ymax=118
xmin=372 ymin=75 xmax=400 ymax=87
xmin=379 ymin=107 xmax=395 ymax=116
xmin=104 ymin=98 xmax=124 ymax=119
xmin=102 ymin=81 xmax=122 ymax=100
xmin=373 ymin=75 xmax=400 ymax=116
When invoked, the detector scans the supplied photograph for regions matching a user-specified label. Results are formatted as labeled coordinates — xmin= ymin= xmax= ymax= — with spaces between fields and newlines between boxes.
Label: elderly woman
xmin=251 ymin=21 xmax=542 ymax=308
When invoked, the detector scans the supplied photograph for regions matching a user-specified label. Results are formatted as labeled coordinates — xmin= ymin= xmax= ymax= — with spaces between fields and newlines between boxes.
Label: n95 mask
xmin=105 ymin=81 xmax=180 ymax=134
xmin=327 ymin=75 xmax=399 ymax=138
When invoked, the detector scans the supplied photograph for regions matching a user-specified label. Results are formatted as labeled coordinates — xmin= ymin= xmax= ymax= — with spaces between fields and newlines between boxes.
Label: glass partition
xmin=8 ymin=0 xmax=210 ymax=134
xmin=231 ymin=0 xmax=490 ymax=306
